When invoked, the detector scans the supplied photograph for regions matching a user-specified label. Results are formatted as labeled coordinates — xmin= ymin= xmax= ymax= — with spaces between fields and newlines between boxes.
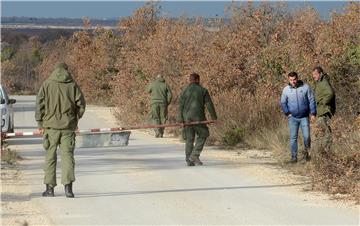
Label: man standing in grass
xmin=36 ymin=61 xmax=86 ymax=198
xmin=280 ymin=72 xmax=316 ymax=163
xmin=148 ymin=74 xmax=172 ymax=138
xmin=312 ymin=66 xmax=335 ymax=151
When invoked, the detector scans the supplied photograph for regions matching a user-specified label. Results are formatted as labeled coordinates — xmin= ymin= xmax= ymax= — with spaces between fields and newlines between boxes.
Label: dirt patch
xmin=205 ymin=147 xmax=359 ymax=210
xmin=1 ymin=164 xmax=53 ymax=226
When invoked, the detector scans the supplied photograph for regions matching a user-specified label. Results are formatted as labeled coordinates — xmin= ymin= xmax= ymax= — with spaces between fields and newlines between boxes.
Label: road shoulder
xmin=1 ymin=162 xmax=53 ymax=226
xmin=142 ymin=129 xmax=359 ymax=210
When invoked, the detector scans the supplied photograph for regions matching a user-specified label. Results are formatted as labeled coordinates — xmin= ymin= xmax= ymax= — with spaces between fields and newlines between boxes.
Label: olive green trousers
xmin=183 ymin=125 xmax=209 ymax=162
xmin=151 ymin=103 xmax=168 ymax=137
xmin=43 ymin=129 xmax=76 ymax=187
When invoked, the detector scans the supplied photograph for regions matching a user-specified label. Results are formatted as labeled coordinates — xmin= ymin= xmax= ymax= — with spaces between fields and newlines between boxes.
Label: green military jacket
xmin=148 ymin=78 xmax=172 ymax=105
xmin=35 ymin=63 xmax=86 ymax=130
xmin=314 ymin=74 xmax=335 ymax=117
xmin=178 ymin=83 xmax=217 ymax=122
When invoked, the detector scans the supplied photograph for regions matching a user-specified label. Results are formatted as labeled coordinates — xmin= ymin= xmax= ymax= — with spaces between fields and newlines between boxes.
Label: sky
xmin=1 ymin=1 xmax=349 ymax=19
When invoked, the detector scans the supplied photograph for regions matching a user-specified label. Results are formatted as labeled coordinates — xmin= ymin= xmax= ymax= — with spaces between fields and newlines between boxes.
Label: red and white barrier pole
xmin=4 ymin=120 xmax=216 ymax=138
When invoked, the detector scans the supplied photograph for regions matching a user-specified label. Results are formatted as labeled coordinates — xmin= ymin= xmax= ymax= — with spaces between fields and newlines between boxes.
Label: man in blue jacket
xmin=280 ymin=72 xmax=316 ymax=163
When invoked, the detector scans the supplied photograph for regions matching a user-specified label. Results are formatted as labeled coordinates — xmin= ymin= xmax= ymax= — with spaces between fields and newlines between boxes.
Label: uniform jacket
xmin=35 ymin=63 xmax=86 ymax=130
xmin=147 ymin=78 xmax=172 ymax=105
xmin=314 ymin=74 xmax=335 ymax=117
xmin=178 ymin=83 xmax=217 ymax=122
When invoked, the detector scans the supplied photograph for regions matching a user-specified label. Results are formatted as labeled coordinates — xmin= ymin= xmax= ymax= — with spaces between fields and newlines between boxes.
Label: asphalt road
xmin=7 ymin=96 xmax=359 ymax=225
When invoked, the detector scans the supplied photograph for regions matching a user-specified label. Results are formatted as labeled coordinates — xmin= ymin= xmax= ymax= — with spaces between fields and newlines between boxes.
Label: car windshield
xmin=0 ymin=89 xmax=4 ymax=104
xmin=0 ymin=86 xmax=9 ymax=103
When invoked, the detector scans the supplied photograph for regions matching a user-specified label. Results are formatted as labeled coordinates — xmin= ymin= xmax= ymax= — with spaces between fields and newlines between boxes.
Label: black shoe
xmin=42 ymin=184 xmax=54 ymax=197
xmin=65 ymin=183 xmax=74 ymax=198
xmin=186 ymin=161 xmax=195 ymax=166
xmin=189 ymin=156 xmax=203 ymax=166
xmin=289 ymin=157 xmax=298 ymax=164
xmin=300 ymin=151 xmax=311 ymax=162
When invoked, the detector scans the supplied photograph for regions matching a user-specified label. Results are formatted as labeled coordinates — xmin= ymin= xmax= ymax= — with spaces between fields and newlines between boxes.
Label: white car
xmin=1 ymin=85 xmax=16 ymax=133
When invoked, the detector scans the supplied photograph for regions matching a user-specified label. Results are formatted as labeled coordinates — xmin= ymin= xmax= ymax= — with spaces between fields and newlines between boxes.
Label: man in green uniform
xmin=312 ymin=66 xmax=335 ymax=151
xmin=148 ymin=74 xmax=172 ymax=138
xmin=178 ymin=73 xmax=217 ymax=166
xmin=35 ymin=62 xmax=86 ymax=198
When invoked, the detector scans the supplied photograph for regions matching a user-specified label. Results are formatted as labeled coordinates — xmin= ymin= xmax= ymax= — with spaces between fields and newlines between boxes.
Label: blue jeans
xmin=288 ymin=116 xmax=310 ymax=159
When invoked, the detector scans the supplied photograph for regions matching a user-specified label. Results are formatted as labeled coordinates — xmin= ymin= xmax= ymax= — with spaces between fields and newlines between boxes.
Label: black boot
xmin=64 ymin=183 xmax=74 ymax=198
xmin=289 ymin=157 xmax=298 ymax=164
xmin=304 ymin=151 xmax=311 ymax=161
xmin=189 ymin=156 xmax=203 ymax=166
xmin=42 ymin=184 xmax=54 ymax=197
xmin=300 ymin=150 xmax=311 ymax=162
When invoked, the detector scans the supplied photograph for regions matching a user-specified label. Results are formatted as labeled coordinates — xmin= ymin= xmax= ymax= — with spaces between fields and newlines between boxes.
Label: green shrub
xmin=223 ymin=127 xmax=244 ymax=146
xmin=1 ymin=46 xmax=15 ymax=62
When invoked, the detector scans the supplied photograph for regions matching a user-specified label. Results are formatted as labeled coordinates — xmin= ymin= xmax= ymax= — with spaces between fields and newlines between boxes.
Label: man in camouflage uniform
xmin=178 ymin=73 xmax=217 ymax=166
xmin=312 ymin=66 xmax=335 ymax=151
xmin=148 ymin=74 xmax=172 ymax=138
xmin=36 ymin=62 xmax=86 ymax=198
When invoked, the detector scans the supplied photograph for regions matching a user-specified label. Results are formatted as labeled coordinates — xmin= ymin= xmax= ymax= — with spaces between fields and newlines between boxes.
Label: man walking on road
xmin=35 ymin=62 xmax=86 ymax=198
xmin=179 ymin=73 xmax=217 ymax=166
xmin=312 ymin=66 xmax=335 ymax=151
xmin=280 ymin=72 xmax=316 ymax=163
xmin=148 ymin=74 xmax=172 ymax=138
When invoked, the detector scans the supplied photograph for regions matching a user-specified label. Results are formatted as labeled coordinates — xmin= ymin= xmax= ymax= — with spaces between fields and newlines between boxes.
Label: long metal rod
xmin=4 ymin=120 xmax=216 ymax=138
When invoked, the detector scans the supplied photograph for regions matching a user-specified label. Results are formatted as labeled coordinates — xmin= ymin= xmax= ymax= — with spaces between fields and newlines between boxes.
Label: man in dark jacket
xmin=178 ymin=73 xmax=217 ymax=166
xmin=35 ymin=62 xmax=86 ymax=198
xmin=312 ymin=66 xmax=335 ymax=151
xmin=148 ymin=74 xmax=172 ymax=138
xmin=281 ymin=72 xmax=316 ymax=163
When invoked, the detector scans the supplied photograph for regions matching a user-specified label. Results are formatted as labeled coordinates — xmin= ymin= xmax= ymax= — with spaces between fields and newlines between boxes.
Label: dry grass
xmin=1 ymin=142 xmax=20 ymax=165
xmin=309 ymin=118 xmax=360 ymax=203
